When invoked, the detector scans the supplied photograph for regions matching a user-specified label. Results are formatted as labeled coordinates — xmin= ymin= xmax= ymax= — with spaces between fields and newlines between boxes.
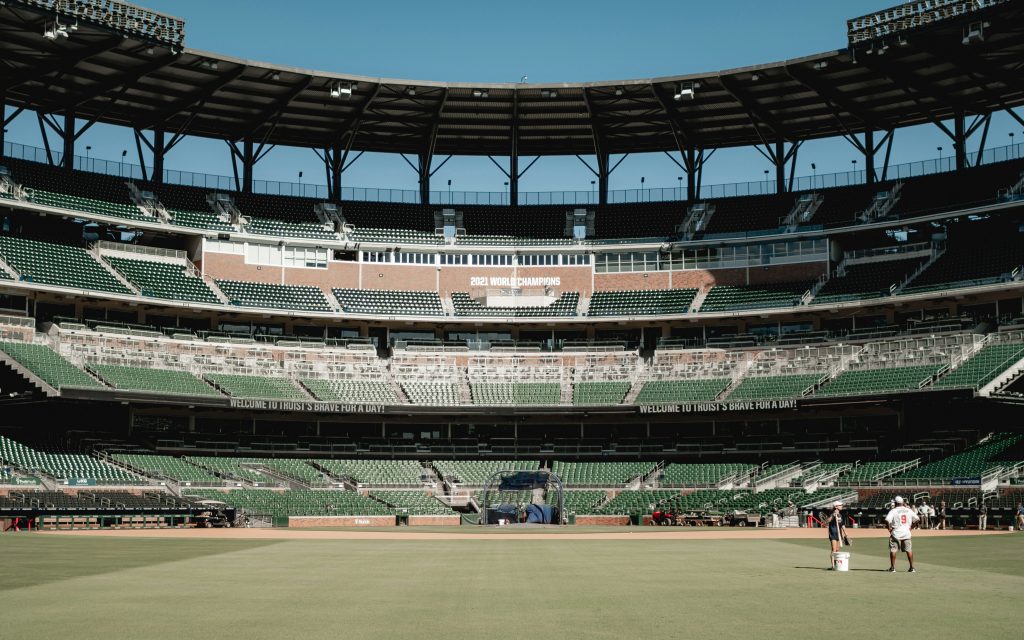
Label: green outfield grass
xmin=3 ymin=532 xmax=1021 ymax=639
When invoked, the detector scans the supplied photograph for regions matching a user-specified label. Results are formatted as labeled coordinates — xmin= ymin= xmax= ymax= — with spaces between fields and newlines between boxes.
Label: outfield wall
xmin=288 ymin=515 xmax=397 ymax=528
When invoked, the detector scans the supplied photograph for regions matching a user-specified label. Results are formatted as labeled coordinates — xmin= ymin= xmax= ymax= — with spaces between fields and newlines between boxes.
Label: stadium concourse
xmin=0 ymin=0 xmax=1024 ymax=540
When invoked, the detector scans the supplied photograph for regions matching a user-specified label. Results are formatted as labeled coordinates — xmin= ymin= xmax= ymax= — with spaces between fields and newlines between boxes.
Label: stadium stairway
xmin=205 ymin=277 xmax=232 ymax=304
xmin=0 ymin=255 xmax=18 ymax=279
xmin=688 ymin=287 xmax=710 ymax=313
xmin=717 ymin=357 xmax=758 ymax=400
xmin=87 ymin=246 xmax=141 ymax=295
xmin=0 ymin=350 xmax=60 ymax=397
xmin=622 ymin=362 xmax=649 ymax=405
xmin=980 ymin=352 xmax=1024 ymax=397
xmin=387 ymin=378 xmax=411 ymax=405
xmin=0 ymin=344 xmax=108 ymax=397
xmin=890 ymin=245 xmax=949 ymax=295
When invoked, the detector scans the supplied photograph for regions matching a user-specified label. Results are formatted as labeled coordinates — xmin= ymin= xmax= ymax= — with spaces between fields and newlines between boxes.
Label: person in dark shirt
xmin=826 ymin=500 xmax=850 ymax=570
xmin=936 ymin=501 xmax=948 ymax=530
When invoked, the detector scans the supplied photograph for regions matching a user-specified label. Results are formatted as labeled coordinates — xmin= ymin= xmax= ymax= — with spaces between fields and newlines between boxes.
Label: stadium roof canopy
xmin=1 ymin=0 xmax=1023 ymax=159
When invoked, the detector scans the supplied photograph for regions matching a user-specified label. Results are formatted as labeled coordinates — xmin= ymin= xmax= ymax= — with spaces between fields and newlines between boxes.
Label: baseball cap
xmin=832 ymin=501 xmax=843 ymax=507
xmin=894 ymin=496 xmax=904 ymax=504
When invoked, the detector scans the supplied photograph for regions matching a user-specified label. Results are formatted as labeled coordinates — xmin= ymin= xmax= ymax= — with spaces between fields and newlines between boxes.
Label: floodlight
xmin=406 ymin=86 xmax=416 ymax=96
xmin=813 ymin=61 xmax=829 ymax=70
xmin=673 ymin=82 xmax=695 ymax=101
xmin=962 ymin=21 xmax=985 ymax=45
xmin=472 ymin=89 xmax=488 ymax=98
xmin=541 ymin=89 xmax=559 ymax=98
xmin=43 ymin=21 xmax=69 ymax=39
xmin=330 ymin=82 xmax=353 ymax=99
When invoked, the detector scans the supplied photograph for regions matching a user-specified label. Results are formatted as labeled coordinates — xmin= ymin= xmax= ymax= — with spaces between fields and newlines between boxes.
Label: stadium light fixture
xmin=750 ymin=73 xmax=760 ymax=82
xmin=472 ymin=89 xmax=489 ymax=98
xmin=962 ymin=21 xmax=986 ymax=45
xmin=43 ymin=20 xmax=70 ymax=39
xmin=330 ymin=82 xmax=353 ymax=99
xmin=541 ymin=89 xmax=559 ymax=98
xmin=615 ymin=87 xmax=624 ymax=96
xmin=813 ymin=61 xmax=829 ymax=70
xmin=271 ymin=72 xmax=280 ymax=81
xmin=674 ymin=82 xmax=696 ymax=101
xmin=406 ymin=86 xmax=416 ymax=96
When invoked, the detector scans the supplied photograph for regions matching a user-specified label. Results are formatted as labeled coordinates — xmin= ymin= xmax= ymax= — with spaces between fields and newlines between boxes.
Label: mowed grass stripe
xmin=2 ymin=537 xmax=1020 ymax=640
xmin=0 ymin=536 xmax=280 ymax=591
xmin=782 ymin=534 xmax=1024 ymax=576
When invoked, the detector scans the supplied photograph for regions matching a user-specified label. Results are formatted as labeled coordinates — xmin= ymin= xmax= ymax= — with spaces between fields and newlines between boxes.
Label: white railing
xmin=94 ymin=241 xmax=187 ymax=261
xmin=844 ymin=241 xmax=932 ymax=263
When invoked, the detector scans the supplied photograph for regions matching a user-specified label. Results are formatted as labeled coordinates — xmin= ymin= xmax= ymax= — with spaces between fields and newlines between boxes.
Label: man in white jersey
xmin=885 ymin=496 xmax=920 ymax=573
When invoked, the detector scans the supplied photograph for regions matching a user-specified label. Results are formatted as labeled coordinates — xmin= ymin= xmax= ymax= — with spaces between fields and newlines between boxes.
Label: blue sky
xmin=4 ymin=0 xmax=1022 ymax=196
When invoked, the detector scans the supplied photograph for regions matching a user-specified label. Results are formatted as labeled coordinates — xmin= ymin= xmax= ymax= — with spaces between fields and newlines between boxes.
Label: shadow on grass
xmin=2 ymin=536 xmax=282 ymax=591
xmin=793 ymin=566 xmax=891 ymax=572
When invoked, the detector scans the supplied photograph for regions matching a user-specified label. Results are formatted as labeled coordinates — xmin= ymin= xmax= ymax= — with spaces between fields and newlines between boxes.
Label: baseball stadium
xmin=1 ymin=0 xmax=1023 ymax=637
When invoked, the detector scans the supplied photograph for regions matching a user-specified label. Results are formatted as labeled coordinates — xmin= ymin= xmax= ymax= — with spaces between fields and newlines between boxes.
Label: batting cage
xmin=479 ymin=469 xmax=564 ymax=525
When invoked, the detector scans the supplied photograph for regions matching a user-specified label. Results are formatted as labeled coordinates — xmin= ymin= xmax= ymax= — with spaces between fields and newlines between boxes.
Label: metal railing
xmin=6 ymin=138 xmax=1023 ymax=205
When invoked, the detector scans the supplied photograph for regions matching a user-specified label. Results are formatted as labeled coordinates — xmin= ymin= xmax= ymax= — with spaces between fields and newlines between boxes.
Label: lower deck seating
xmin=587 ymin=289 xmax=698 ymax=316
xmin=0 ymin=435 xmax=142 ymax=484
xmin=813 ymin=257 xmax=925 ymax=304
xmin=184 ymin=457 xmax=286 ymax=486
xmin=245 ymin=218 xmax=337 ymax=240
xmin=184 ymin=488 xmax=392 ymax=517
xmin=699 ymin=282 xmax=813 ymax=312
xmin=471 ymin=382 xmax=561 ymax=405
xmin=559 ymin=490 xmax=607 ymax=513
xmin=215 ymin=280 xmax=332 ymax=312
xmin=0 ymin=342 xmax=102 ymax=390
xmin=934 ymin=343 xmax=1024 ymax=389
xmin=333 ymin=289 xmax=444 ymax=316
xmin=0 ymin=236 xmax=133 ymax=295
xmin=316 ymin=459 xmax=426 ymax=485
xmin=401 ymin=381 xmax=461 ymax=406
xmin=572 ymin=381 xmax=630 ymax=405
xmin=170 ymin=209 xmax=234 ymax=232
xmin=369 ymin=490 xmax=454 ymax=515
xmin=892 ymin=433 xmax=1020 ymax=482
xmin=636 ymin=378 xmax=729 ymax=403
xmin=815 ymin=365 xmax=939 ymax=397
xmin=902 ymin=221 xmax=1023 ymax=293
xmin=726 ymin=374 xmax=820 ymax=400
xmin=204 ymin=373 xmax=306 ymax=400
xmin=302 ymin=379 xmax=397 ymax=404
xmin=433 ymin=460 xmax=532 ymax=485
xmin=550 ymin=461 xmax=656 ymax=486
xmin=112 ymin=454 xmax=222 ymax=484
xmin=597 ymin=490 xmax=681 ymax=516
xmin=662 ymin=463 xmax=756 ymax=486
xmin=89 ymin=364 xmax=221 ymax=397
xmin=105 ymin=257 xmax=220 ymax=304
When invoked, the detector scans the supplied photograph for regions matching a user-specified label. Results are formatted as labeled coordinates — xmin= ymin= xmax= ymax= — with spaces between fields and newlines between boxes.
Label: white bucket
xmin=832 ymin=552 xmax=850 ymax=572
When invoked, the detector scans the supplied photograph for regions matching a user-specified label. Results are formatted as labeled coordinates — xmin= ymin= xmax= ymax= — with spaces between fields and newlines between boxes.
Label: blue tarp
xmin=526 ymin=503 xmax=554 ymax=524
